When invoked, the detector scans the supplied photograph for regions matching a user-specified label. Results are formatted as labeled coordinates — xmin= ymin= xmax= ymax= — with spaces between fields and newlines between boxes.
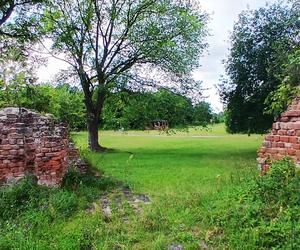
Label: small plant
xmin=49 ymin=191 xmax=79 ymax=218
xmin=0 ymin=176 xmax=42 ymax=220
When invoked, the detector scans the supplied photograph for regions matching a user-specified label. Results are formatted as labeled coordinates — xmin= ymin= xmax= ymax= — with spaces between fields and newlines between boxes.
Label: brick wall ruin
xmin=0 ymin=107 xmax=69 ymax=186
xmin=258 ymin=97 xmax=300 ymax=173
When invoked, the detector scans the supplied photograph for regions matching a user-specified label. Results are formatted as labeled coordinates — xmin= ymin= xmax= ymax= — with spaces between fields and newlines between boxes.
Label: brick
xmin=293 ymin=144 xmax=300 ymax=150
xmin=288 ymin=137 xmax=298 ymax=143
xmin=287 ymin=148 xmax=296 ymax=156
xmin=265 ymin=135 xmax=274 ymax=141
xmin=18 ymin=149 xmax=24 ymax=155
xmin=266 ymin=148 xmax=278 ymax=154
xmin=280 ymin=117 xmax=289 ymax=122
xmin=281 ymin=123 xmax=291 ymax=130
xmin=2 ymin=145 xmax=12 ymax=150
xmin=17 ymin=139 xmax=24 ymax=145
xmin=272 ymin=123 xmax=281 ymax=130
xmin=9 ymin=139 xmax=16 ymax=145
xmin=287 ymin=130 xmax=295 ymax=136
xmin=278 ymin=130 xmax=287 ymax=135
xmin=292 ymin=123 xmax=300 ymax=130
xmin=282 ymin=110 xmax=300 ymax=117
xmin=278 ymin=148 xmax=287 ymax=155
xmin=41 ymin=148 xmax=51 ymax=153
xmin=280 ymin=136 xmax=289 ymax=143
xmin=9 ymin=150 xmax=18 ymax=156
xmin=9 ymin=133 xmax=23 ymax=139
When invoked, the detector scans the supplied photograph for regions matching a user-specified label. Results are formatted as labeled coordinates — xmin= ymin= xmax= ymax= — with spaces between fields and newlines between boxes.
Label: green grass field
xmin=73 ymin=124 xmax=262 ymax=196
xmin=0 ymin=124 xmax=265 ymax=249
xmin=71 ymin=124 xmax=263 ymax=249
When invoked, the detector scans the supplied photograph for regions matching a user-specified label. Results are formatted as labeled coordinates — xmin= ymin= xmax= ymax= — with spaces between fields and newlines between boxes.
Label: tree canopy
xmin=220 ymin=1 xmax=300 ymax=134
xmin=0 ymin=0 xmax=44 ymax=40
xmin=102 ymin=89 xmax=214 ymax=130
xmin=39 ymin=0 xmax=208 ymax=150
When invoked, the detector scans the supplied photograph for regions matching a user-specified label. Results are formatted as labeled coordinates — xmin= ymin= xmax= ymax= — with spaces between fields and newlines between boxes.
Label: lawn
xmin=0 ymin=124 xmax=265 ymax=249
xmin=73 ymin=124 xmax=262 ymax=196
xmin=71 ymin=124 xmax=263 ymax=249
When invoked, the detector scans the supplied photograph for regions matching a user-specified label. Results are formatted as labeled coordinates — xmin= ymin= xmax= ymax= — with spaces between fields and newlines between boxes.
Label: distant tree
xmin=40 ymin=0 xmax=208 ymax=151
xmin=220 ymin=1 xmax=300 ymax=134
xmin=102 ymin=89 xmax=194 ymax=130
xmin=153 ymin=89 xmax=194 ymax=128
xmin=192 ymin=101 xmax=213 ymax=126
xmin=51 ymin=85 xmax=87 ymax=131
xmin=212 ymin=112 xmax=225 ymax=124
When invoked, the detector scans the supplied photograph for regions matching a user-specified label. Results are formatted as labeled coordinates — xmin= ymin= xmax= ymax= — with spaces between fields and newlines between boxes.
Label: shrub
xmin=211 ymin=158 xmax=300 ymax=249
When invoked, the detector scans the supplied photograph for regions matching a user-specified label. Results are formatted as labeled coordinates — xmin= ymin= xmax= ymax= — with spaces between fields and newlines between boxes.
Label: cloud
xmin=194 ymin=0 xmax=279 ymax=112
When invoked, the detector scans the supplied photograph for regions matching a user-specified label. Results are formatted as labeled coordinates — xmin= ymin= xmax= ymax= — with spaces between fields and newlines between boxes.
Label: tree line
xmin=0 ymin=83 xmax=223 ymax=131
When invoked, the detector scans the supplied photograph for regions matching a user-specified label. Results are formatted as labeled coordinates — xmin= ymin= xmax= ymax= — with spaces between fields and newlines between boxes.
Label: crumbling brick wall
xmin=0 ymin=107 xmax=69 ymax=186
xmin=258 ymin=97 xmax=300 ymax=173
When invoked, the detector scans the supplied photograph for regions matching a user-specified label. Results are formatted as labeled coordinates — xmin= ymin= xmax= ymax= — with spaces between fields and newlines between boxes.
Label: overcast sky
xmin=193 ymin=0 xmax=279 ymax=112
xmin=37 ymin=0 xmax=279 ymax=112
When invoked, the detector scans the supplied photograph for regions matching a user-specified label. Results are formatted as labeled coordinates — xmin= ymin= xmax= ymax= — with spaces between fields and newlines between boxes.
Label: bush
xmin=211 ymin=158 xmax=300 ymax=249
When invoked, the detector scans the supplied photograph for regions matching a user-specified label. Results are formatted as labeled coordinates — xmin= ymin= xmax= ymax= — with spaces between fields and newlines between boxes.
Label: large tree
xmin=220 ymin=1 xmax=300 ymax=134
xmin=40 ymin=0 xmax=208 ymax=151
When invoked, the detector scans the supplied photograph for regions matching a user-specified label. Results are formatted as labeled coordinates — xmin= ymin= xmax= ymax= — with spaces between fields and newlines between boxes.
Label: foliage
xmin=192 ymin=101 xmax=213 ymax=126
xmin=0 ymin=82 xmax=215 ymax=130
xmin=0 ymin=83 xmax=87 ymax=130
xmin=220 ymin=1 xmax=300 ymax=134
xmin=0 ymin=0 xmax=44 ymax=38
xmin=265 ymin=49 xmax=300 ymax=117
xmin=0 ymin=0 xmax=45 ymax=82
xmin=209 ymin=158 xmax=300 ymax=249
xmin=102 ymin=89 xmax=214 ymax=130
xmin=212 ymin=112 xmax=225 ymax=124
xmin=39 ymin=0 xmax=209 ymax=150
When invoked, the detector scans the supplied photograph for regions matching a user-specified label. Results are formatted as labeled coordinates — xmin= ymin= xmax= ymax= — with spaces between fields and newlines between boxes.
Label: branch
xmin=103 ymin=0 xmax=155 ymax=73
xmin=0 ymin=1 xmax=15 ymax=26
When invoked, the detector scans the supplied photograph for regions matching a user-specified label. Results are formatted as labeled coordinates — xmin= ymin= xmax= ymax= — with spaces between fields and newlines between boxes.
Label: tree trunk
xmin=87 ymin=116 xmax=106 ymax=152
xmin=80 ymin=74 xmax=106 ymax=152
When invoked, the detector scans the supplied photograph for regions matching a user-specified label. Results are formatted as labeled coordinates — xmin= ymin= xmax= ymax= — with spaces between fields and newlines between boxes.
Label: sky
xmin=193 ymin=0 xmax=278 ymax=112
xmin=37 ymin=0 xmax=279 ymax=112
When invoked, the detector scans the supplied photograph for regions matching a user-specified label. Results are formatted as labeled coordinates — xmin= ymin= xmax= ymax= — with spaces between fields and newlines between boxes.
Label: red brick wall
xmin=0 ymin=108 xmax=69 ymax=186
xmin=258 ymin=97 xmax=300 ymax=173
